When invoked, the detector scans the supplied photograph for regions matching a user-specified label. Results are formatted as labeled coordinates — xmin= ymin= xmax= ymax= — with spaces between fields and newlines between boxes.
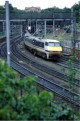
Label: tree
xmin=72 ymin=2 xmax=80 ymax=23
xmin=0 ymin=6 xmax=5 ymax=14
xmin=0 ymin=59 xmax=77 ymax=120
xmin=67 ymin=55 xmax=77 ymax=90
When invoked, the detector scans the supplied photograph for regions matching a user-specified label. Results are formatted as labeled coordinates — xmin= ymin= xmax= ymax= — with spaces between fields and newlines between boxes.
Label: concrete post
xmin=21 ymin=25 xmax=23 ymax=37
xmin=36 ymin=20 xmax=38 ymax=32
xmin=44 ymin=19 xmax=46 ymax=38
xmin=5 ymin=1 xmax=10 ymax=66
xmin=53 ymin=19 xmax=55 ymax=36
xmin=71 ymin=8 xmax=76 ymax=54
xmin=3 ymin=21 xmax=5 ymax=34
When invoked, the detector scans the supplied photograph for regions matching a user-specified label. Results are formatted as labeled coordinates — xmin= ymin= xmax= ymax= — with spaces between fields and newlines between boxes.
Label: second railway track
xmin=13 ymin=39 xmax=80 ymax=86
xmin=1 ymin=35 xmax=80 ymax=108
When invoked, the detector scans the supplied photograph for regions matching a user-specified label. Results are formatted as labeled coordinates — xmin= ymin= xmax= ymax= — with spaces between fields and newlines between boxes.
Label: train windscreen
xmin=45 ymin=42 xmax=60 ymax=46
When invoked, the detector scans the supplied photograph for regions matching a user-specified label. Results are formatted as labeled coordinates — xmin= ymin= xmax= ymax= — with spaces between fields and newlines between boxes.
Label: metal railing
xmin=0 ymin=12 xmax=72 ymax=20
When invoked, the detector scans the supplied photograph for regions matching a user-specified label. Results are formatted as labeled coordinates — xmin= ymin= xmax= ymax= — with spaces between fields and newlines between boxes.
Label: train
xmin=24 ymin=33 xmax=62 ymax=60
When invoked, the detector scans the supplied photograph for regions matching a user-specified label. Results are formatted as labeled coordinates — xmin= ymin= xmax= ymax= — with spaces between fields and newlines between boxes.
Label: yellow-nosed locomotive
xmin=24 ymin=33 xmax=62 ymax=60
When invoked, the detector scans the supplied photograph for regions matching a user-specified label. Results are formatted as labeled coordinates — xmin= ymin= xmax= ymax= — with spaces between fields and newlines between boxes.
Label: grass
xmin=45 ymin=33 xmax=72 ymax=42
xmin=44 ymin=23 xmax=80 ymax=42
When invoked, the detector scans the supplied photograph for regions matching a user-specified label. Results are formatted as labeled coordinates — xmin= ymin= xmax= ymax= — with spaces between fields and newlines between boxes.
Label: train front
xmin=44 ymin=39 xmax=62 ymax=60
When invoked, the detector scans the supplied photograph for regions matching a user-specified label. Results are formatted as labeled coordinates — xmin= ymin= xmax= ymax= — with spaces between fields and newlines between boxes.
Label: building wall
xmin=25 ymin=7 xmax=41 ymax=12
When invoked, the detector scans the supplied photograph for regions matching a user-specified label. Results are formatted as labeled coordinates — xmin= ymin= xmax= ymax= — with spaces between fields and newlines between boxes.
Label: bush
xmin=0 ymin=59 xmax=76 ymax=120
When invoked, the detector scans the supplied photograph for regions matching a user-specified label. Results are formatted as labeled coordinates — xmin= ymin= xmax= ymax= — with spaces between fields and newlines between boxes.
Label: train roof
xmin=42 ymin=39 xmax=59 ymax=43
xmin=25 ymin=32 xmax=31 ymax=37
xmin=24 ymin=33 xmax=59 ymax=43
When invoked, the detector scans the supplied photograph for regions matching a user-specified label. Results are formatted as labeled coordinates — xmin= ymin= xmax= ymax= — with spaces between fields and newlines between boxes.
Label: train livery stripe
xmin=48 ymin=47 xmax=62 ymax=51
xmin=25 ymin=41 xmax=45 ymax=52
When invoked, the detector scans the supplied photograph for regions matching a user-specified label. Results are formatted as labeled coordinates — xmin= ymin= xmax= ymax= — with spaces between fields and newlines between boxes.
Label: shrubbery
xmin=0 ymin=59 xmax=77 ymax=120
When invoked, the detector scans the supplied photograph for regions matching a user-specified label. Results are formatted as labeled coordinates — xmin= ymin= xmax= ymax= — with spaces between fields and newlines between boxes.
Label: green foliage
xmin=76 ymin=111 xmax=80 ymax=120
xmin=41 ymin=6 xmax=63 ymax=13
xmin=50 ymin=103 xmax=74 ymax=120
xmin=20 ymin=76 xmax=37 ymax=94
xmin=72 ymin=1 xmax=80 ymax=22
xmin=0 ymin=2 xmax=80 ymax=25
xmin=0 ymin=6 xmax=5 ymax=14
xmin=67 ymin=55 xmax=77 ymax=89
xmin=39 ymin=90 xmax=53 ymax=105
xmin=0 ymin=59 xmax=77 ymax=120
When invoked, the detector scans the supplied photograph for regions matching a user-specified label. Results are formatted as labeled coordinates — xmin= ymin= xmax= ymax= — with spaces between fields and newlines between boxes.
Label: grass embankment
xmin=45 ymin=23 xmax=80 ymax=41
xmin=45 ymin=33 xmax=72 ymax=42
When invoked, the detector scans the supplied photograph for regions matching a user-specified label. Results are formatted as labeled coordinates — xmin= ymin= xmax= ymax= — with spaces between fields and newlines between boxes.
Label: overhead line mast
xmin=5 ymin=1 xmax=10 ymax=66
xmin=71 ymin=8 xmax=76 ymax=55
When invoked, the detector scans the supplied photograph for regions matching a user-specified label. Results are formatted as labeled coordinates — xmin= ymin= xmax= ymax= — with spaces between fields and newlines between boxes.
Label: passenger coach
xmin=24 ymin=33 xmax=62 ymax=60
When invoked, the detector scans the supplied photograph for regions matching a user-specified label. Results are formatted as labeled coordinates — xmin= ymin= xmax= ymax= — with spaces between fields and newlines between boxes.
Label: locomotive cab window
xmin=54 ymin=42 xmax=60 ymax=46
xmin=45 ymin=42 xmax=48 ymax=46
xmin=48 ymin=42 xmax=60 ymax=46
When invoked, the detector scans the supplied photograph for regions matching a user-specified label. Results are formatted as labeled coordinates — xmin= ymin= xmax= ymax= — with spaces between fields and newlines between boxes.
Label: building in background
xmin=25 ymin=7 xmax=41 ymax=12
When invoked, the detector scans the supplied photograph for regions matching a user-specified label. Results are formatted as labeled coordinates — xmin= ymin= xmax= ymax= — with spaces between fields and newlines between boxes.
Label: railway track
xmin=58 ymin=55 xmax=80 ymax=70
xmin=12 ymin=37 xmax=80 ymax=107
xmin=13 ymin=40 xmax=80 ymax=86
xmin=0 ymin=36 xmax=80 ymax=108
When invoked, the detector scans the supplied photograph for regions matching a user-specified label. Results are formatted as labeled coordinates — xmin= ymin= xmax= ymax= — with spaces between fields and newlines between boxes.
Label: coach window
xmin=40 ymin=42 xmax=44 ymax=48
xmin=27 ymin=38 xmax=29 ymax=42
xmin=34 ymin=41 xmax=37 ymax=46
xmin=32 ymin=39 xmax=35 ymax=44
xmin=45 ymin=42 xmax=48 ymax=46
xmin=35 ymin=41 xmax=39 ymax=46
xmin=29 ymin=38 xmax=31 ymax=43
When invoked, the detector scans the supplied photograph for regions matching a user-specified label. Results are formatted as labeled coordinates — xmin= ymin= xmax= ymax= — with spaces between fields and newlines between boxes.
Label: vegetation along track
xmin=13 ymin=39 xmax=80 ymax=87
xmin=58 ymin=55 xmax=80 ymax=70
xmin=0 ymin=36 xmax=80 ymax=108
xmin=9 ymin=37 xmax=80 ymax=107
